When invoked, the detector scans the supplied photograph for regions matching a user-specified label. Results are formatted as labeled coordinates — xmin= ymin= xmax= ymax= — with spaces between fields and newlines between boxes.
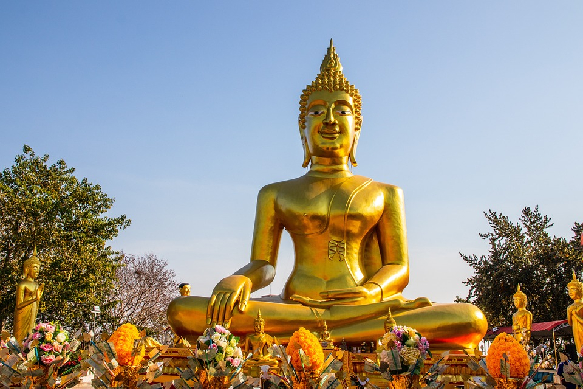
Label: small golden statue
xmin=243 ymin=311 xmax=277 ymax=366
xmin=167 ymin=40 xmax=488 ymax=350
xmin=13 ymin=248 xmax=44 ymax=344
xmin=179 ymin=283 xmax=191 ymax=297
xmin=319 ymin=321 xmax=334 ymax=349
xmin=567 ymin=271 xmax=583 ymax=354
xmin=511 ymin=285 xmax=532 ymax=347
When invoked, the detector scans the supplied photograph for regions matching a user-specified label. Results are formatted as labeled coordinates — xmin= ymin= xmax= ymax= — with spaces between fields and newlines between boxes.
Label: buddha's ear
xmin=301 ymin=135 xmax=311 ymax=168
xmin=350 ymin=130 xmax=360 ymax=167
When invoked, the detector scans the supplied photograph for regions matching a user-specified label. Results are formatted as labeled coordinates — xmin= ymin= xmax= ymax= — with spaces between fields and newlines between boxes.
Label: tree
xmin=459 ymin=206 xmax=583 ymax=327
xmin=103 ymin=253 xmax=178 ymax=338
xmin=0 ymin=145 xmax=130 ymax=331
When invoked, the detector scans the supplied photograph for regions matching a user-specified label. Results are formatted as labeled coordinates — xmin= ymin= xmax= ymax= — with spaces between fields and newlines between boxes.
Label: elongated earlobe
xmin=349 ymin=131 xmax=360 ymax=167
xmin=301 ymin=136 xmax=312 ymax=168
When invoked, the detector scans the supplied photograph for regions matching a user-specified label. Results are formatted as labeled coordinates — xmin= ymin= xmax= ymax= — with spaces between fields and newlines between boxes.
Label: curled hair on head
xmin=298 ymin=39 xmax=362 ymax=132
xmin=179 ymin=283 xmax=190 ymax=290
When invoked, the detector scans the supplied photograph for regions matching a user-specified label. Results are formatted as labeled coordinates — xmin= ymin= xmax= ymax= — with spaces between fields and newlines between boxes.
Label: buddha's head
xmin=254 ymin=310 xmax=265 ymax=334
xmin=23 ymin=248 xmax=41 ymax=279
xmin=568 ymin=271 xmax=583 ymax=300
xmin=179 ymin=283 xmax=191 ymax=297
xmin=513 ymin=284 xmax=527 ymax=309
xmin=299 ymin=40 xmax=362 ymax=167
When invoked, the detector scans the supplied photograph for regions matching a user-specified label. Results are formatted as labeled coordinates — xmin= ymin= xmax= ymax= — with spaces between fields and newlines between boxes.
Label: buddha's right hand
xmin=207 ymin=275 xmax=251 ymax=328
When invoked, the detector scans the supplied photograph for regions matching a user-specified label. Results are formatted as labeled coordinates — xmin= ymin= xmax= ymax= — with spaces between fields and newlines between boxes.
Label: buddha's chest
xmin=275 ymin=177 xmax=385 ymax=237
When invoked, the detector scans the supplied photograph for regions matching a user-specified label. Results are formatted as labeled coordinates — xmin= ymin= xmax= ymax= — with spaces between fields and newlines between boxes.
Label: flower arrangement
xmin=486 ymin=333 xmax=530 ymax=378
xmin=286 ymin=327 xmax=325 ymax=373
xmin=108 ymin=323 xmax=142 ymax=366
xmin=22 ymin=322 xmax=73 ymax=365
xmin=378 ymin=325 xmax=430 ymax=375
xmin=195 ymin=324 xmax=244 ymax=370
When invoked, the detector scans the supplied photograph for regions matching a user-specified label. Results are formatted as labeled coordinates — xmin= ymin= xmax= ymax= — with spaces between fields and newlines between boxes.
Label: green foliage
xmin=460 ymin=206 xmax=583 ymax=327
xmin=0 ymin=145 xmax=130 ymax=330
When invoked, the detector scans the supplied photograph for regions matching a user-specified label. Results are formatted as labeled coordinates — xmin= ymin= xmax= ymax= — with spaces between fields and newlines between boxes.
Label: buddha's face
xmin=569 ymin=285 xmax=582 ymax=300
xmin=514 ymin=296 xmax=526 ymax=309
xmin=180 ymin=285 xmax=191 ymax=296
xmin=25 ymin=264 xmax=40 ymax=279
xmin=304 ymin=90 xmax=358 ymax=159
xmin=254 ymin=320 xmax=264 ymax=334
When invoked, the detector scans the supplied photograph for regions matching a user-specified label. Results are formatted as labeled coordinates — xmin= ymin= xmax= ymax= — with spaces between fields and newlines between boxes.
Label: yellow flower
xmin=45 ymin=332 xmax=53 ymax=342
xmin=109 ymin=323 xmax=141 ymax=366
xmin=286 ymin=327 xmax=324 ymax=373
xmin=486 ymin=333 xmax=530 ymax=378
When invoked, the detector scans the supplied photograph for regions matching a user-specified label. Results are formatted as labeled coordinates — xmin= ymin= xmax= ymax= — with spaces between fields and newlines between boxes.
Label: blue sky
xmin=1 ymin=1 xmax=582 ymax=303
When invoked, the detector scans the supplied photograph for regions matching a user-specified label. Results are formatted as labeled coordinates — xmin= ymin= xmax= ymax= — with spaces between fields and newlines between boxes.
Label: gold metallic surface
xmin=567 ymin=271 xmax=583 ymax=353
xmin=242 ymin=310 xmax=277 ymax=366
xmin=167 ymin=40 xmax=488 ymax=350
xmin=13 ymin=248 xmax=44 ymax=344
xmin=512 ymin=285 xmax=532 ymax=347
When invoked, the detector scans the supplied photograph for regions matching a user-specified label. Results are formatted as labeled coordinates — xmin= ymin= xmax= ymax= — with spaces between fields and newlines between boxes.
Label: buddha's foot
xmin=400 ymin=297 xmax=432 ymax=310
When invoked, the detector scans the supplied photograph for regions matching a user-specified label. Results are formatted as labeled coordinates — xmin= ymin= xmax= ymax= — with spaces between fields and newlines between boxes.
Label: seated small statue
xmin=319 ymin=321 xmax=334 ymax=349
xmin=567 ymin=272 xmax=583 ymax=354
xmin=512 ymin=285 xmax=532 ymax=347
xmin=167 ymin=40 xmax=487 ymax=351
xmin=243 ymin=311 xmax=277 ymax=366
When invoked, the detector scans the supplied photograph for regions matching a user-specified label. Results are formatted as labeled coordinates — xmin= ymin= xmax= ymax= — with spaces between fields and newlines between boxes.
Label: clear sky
xmin=1 ymin=1 xmax=582 ymax=304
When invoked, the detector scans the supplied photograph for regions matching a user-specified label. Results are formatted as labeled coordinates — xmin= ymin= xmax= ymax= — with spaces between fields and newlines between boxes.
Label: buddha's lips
xmin=319 ymin=128 xmax=340 ymax=139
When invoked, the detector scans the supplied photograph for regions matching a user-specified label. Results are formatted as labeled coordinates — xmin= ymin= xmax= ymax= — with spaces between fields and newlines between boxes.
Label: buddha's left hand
xmin=321 ymin=284 xmax=380 ymax=302
xmin=290 ymin=284 xmax=380 ymax=308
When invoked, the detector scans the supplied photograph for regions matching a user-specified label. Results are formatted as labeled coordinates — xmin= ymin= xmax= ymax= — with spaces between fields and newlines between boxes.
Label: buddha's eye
xmin=336 ymin=110 xmax=352 ymax=115
xmin=308 ymin=110 xmax=325 ymax=116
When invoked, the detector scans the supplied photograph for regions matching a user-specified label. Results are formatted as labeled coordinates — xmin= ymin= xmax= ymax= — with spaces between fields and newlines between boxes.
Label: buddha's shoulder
xmin=257 ymin=175 xmax=404 ymax=197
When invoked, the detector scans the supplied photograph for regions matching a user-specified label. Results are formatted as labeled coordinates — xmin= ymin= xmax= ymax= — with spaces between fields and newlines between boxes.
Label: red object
xmin=486 ymin=320 xmax=569 ymax=339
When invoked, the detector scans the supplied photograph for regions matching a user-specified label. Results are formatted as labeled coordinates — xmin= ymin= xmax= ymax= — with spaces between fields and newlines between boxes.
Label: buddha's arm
xmin=15 ymin=285 xmax=38 ymax=310
xmin=207 ymin=184 xmax=281 ymax=327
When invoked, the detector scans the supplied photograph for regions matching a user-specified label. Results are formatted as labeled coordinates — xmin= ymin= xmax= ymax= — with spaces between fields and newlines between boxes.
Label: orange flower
xmin=109 ymin=323 xmax=141 ymax=366
xmin=486 ymin=333 xmax=530 ymax=378
xmin=286 ymin=327 xmax=324 ymax=372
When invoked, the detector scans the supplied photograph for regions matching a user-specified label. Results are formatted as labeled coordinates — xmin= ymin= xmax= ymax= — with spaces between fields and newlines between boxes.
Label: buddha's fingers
xmin=207 ymin=294 xmax=218 ymax=325
xmin=320 ymin=287 xmax=367 ymax=299
xmin=290 ymin=294 xmax=363 ymax=308
xmin=217 ymin=292 xmax=230 ymax=326
xmin=239 ymin=282 xmax=251 ymax=312
xmin=212 ymin=292 xmax=228 ymax=325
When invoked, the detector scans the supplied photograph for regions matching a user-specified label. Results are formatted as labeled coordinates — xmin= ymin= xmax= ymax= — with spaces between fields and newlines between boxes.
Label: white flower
xmin=211 ymin=333 xmax=221 ymax=343
xmin=55 ymin=332 xmax=66 ymax=343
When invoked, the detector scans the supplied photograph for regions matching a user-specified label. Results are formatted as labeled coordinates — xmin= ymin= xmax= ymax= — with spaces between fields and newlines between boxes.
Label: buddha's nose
xmin=323 ymin=107 xmax=337 ymax=125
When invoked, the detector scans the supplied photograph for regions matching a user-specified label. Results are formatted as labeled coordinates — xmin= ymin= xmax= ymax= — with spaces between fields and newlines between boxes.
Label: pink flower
xmin=45 ymin=324 xmax=56 ymax=333
xmin=52 ymin=343 xmax=63 ymax=353
xmin=215 ymin=325 xmax=227 ymax=334
xmin=40 ymin=343 xmax=53 ymax=352
xmin=230 ymin=357 xmax=241 ymax=367
xmin=33 ymin=332 xmax=42 ymax=340
xmin=41 ymin=354 xmax=56 ymax=364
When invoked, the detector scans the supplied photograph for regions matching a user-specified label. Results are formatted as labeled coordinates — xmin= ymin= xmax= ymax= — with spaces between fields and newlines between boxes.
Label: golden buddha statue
xmin=319 ymin=321 xmax=334 ymax=349
xmin=167 ymin=40 xmax=488 ymax=351
xmin=13 ymin=248 xmax=44 ymax=344
xmin=243 ymin=311 xmax=277 ymax=366
xmin=567 ymin=271 xmax=583 ymax=354
xmin=179 ymin=283 xmax=191 ymax=297
xmin=511 ymin=285 xmax=532 ymax=347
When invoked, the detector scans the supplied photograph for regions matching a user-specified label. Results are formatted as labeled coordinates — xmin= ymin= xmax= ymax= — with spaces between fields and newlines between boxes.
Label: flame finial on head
xmin=320 ymin=39 xmax=343 ymax=73
xmin=298 ymin=39 xmax=362 ymax=131
xmin=514 ymin=284 xmax=526 ymax=300
xmin=569 ymin=270 xmax=582 ymax=288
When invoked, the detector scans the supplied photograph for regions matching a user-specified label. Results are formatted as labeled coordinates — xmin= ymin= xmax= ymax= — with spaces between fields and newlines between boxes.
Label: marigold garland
xmin=486 ymin=333 xmax=530 ymax=378
xmin=286 ymin=327 xmax=324 ymax=373
xmin=108 ymin=323 xmax=142 ymax=366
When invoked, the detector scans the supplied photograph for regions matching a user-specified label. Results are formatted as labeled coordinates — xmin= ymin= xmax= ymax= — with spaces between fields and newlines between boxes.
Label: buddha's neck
xmin=308 ymin=156 xmax=352 ymax=178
